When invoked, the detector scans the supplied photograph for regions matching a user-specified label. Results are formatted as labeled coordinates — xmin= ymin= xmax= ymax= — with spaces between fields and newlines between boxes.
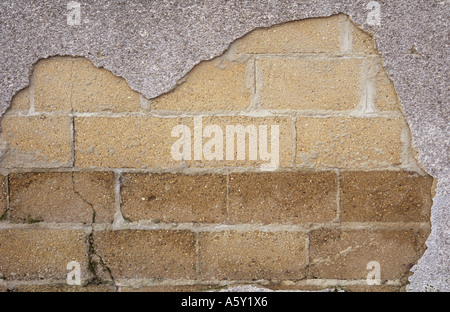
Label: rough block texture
xmin=71 ymin=58 xmax=141 ymax=113
xmin=340 ymin=171 xmax=433 ymax=222
xmin=296 ymin=117 xmax=404 ymax=168
xmin=33 ymin=57 xmax=73 ymax=112
xmin=121 ymin=173 xmax=227 ymax=223
xmin=0 ymin=11 xmax=438 ymax=292
xmin=9 ymin=172 xmax=115 ymax=224
xmin=34 ymin=57 xmax=140 ymax=113
xmin=228 ymin=172 xmax=337 ymax=224
xmin=376 ymin=67 xmax=400 ymax=111
xmin=352 ymin=26 xmax=378 ymax=55
xmin=120 ymin=285 xmax=221 ymax=292
xmin=93 ymin=230 xmax=196 ymax=279
xmin=75 ymin=117 xmax=182 ymax=168
xmin=0 ymin=116 xmax=72 ymax=168
xmin=236 ymin=15 xmax=342 ymax=54
xmin=259 ymin=58 xmax=362 ymax=110
xmin=184 ymin=116 xmax=293 ymax=168
xmin=0 ymin=229 xmax=88 ymax=281
xmin=308 ymin=229 xmax=429 ymax=280
xmin=7 ymin=88 xmax=29 ymax=113
xmin=198 ymin=231 xmax=307 ymax=280
xmin=0 ymin=1 xmax=448 ymax=292
xmin=152 ymin=57 xmax=251 ymax=111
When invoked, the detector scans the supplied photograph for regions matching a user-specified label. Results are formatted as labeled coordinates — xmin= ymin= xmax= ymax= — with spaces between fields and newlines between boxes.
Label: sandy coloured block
xmin=9 ymin=171 xmax=115 ymax=224
xmin=228 ymin=171 xmax=337 ymax=224
xmin=120 ymin=173 xmax=227 ymax=223
xmin=151 ymin=58 xmax=252 ymax=112
xmin=259 ymin=58 xmax=363 ymax=110
xmin=183 ymin=116 xmax=293 ymax=168
xmin=198 ymin=231 xmax=307 ymax=280
xmin=74 ymin=117 xmax=182 ymax=168
xmin=93 ymin=230 xmax=196 ymax=279
xmin=340 ymin=171 xmax=433 ymax=222
xmin=296 ymin=117 xmax=404 ymax=169
xmin=0 ymin=229 xmax=88 ymax=281
xmin=308 ymin=228 xmax=429 ymax=280
xmin=236 ymin=15 xmax=343 ymax=54
xmin=0 ymin=116 xmax=72 ymax=168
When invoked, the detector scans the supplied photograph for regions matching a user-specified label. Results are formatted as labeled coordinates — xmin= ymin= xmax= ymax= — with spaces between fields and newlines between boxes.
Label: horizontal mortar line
xmin=105 ymin=222 xmax=321 ymax=232
xmin=142 ymin=110 xmax=297 ymax=118
xmin=114 ymin=279 xmax=240 ymax=288
xmin=211 ymin=110 xmax=404 ymax=119
xmin=1 ymin=278 xmax=253 ymax=289
xmin=1 ymin=279 xmax=113 ymax=288
xmin=115 ymin=279 xmax=274 ymax=288
xmin=0 ymin=167 xmax=305 ymax=175
xmin=30 ymin=167 xmax=331 ymax=174
xmin=1 ymin=109 xmax=404 ymax=119
xmin=0 ymin=222 xmax=313 ymax=232
xmin=1 ymin=166 xmax=423 ymax=175
xmin=3 ymin=280 xmax=115 ymax=290
xmin=3 ymin=111 xmax=168 ymax=118
xmin=340 ymin=222 xmax=431 ymax=230
xmin=1 ymin=110 xmax=30 ymax=117
xmin=291 ymin=110 xmax=404 ymax=118
xmin=2 ymin=167 xmax=121 ymax=174
xmin=117 ymin=167 xmax=332 ymax=174
xmin=0 ymin=222 xmax=92 ymax=231
xmin=252 ymin=53 xmax=380 ymax=59
xmin=114 ymin=278 xmax=401 ymax=288
xmin=0 ymin=221 xmax=430 ymax=232
xmin=338 ymin=167 xmax=429 ymax=174
xmin=293 ymin=164 xmax=413 ymax=172
xmin=102 ymin=221 xmax=427 ymax=232
xmin=277 ymin=279 xmax=402 ymax=287
xmin=0 ymin=167 xmax=75 ymax=173
xmin=159 ymin=110 xmax=404 ymax=118
xmin=82 ymin=167 xmax=338 ymax=175
xmin=2 ymin=278 xmax=402 ymax=290
xmin=4 ymin=278 xmax=402 ymax=289
xmin=3 ymin=279 xmax=71 ymax=288
xmin=152 ymin=110 xmax=296 ymax=118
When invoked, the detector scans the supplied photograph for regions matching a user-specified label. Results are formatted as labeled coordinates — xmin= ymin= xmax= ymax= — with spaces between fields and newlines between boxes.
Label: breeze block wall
xmin=0 ymin=15 xmax=434 ymax=292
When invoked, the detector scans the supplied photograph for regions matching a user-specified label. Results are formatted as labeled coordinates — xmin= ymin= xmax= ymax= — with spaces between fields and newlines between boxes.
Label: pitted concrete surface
xmin=0 ymin=0 xmax=448 ymax=291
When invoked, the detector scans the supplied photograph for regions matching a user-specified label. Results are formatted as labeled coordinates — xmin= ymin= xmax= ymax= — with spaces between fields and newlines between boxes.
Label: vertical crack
xmin=87 ymin=231 xmax=117 ymax=289
xmin=71 ymin=117 xmax=76 ymax=168
xmin=71 ymin=171 xmax=96 ymax=223
xmin=70 ymin=59 xmax=76 ymax=168
xmin=71 ymin=172 xmax=117 ymax=290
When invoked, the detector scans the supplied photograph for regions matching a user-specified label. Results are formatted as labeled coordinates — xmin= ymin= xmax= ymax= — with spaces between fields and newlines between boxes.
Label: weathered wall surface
xmin=0 ymin=1 xmax=448 ymax=292
xmin=0 ymin=14 xmax=437 ymax=292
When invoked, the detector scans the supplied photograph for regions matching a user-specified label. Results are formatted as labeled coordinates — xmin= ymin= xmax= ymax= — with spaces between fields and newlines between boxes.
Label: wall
xmin=0 ymin=15 xmax=434 ymax=292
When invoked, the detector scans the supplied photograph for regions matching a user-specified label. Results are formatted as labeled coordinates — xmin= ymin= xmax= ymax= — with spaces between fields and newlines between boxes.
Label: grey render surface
xmin=0 ymin=0 xmax=448 ymax=291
